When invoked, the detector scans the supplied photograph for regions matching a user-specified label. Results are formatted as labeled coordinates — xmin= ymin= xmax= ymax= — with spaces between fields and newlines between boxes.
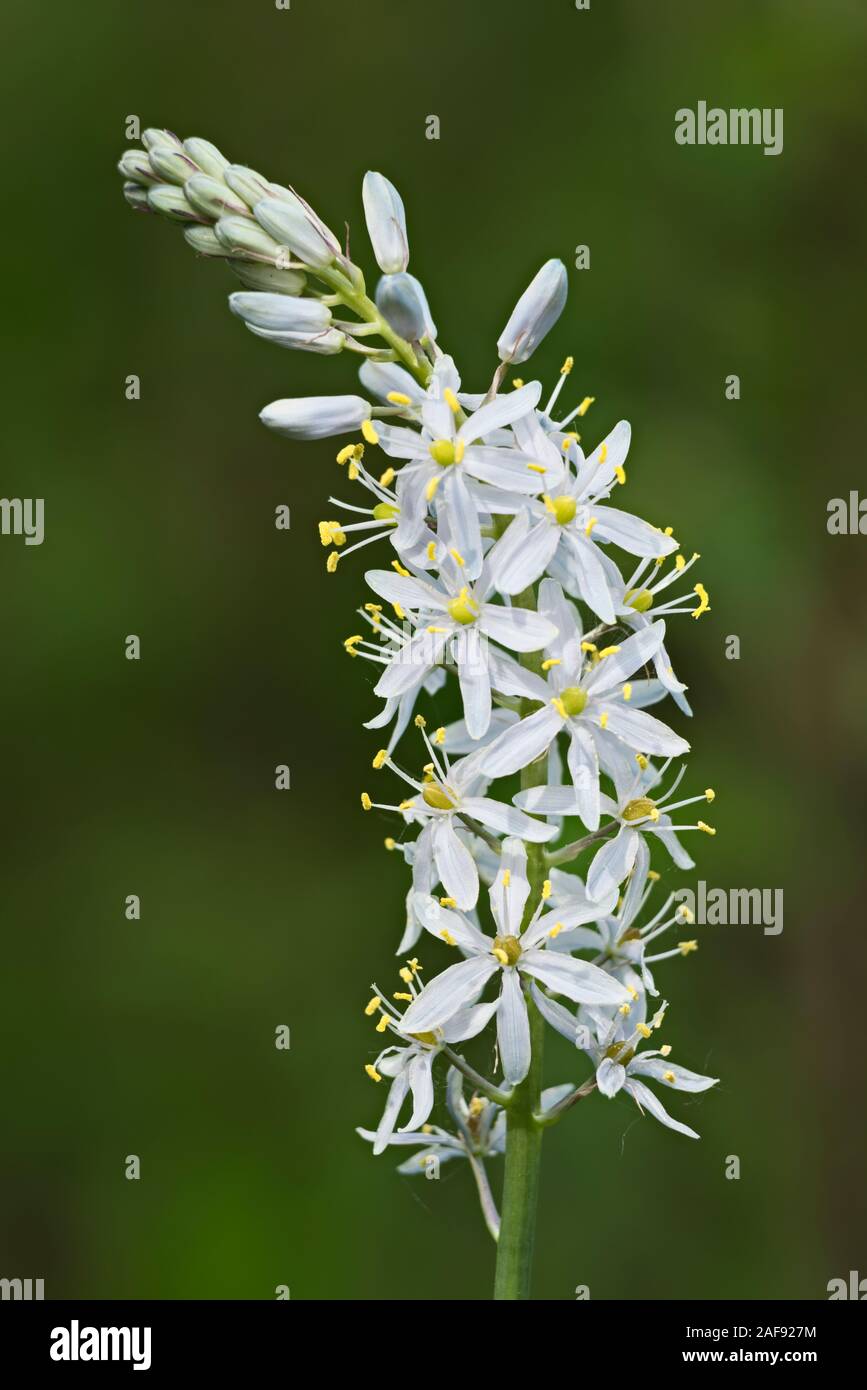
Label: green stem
xmin=493 ymin=582 xmax=548 ymax=1301
xmin=318 ymin=264 xmax=433 ymax=387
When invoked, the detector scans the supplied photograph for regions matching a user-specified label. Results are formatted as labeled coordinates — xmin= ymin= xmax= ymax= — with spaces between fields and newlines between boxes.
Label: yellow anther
xmin=598 ymin=442 xmax=608 ymax=464
xmin=391 ymin=559 xmax=410 ymax=578
xmin=384 ymin=837 xmax=396 ymax=851
xmin=664 ymin=526 xmax=674 ymax=537
xmin=676 ymin=904 xmax=695 ymax=924
xmin=365 ymin=1064 xmax=382 ymax=1082
xmin=336 ymin=443 xmax=357 ymax=464
xmin=434 ymin=727 xmax=446 ymax=745
xmin=598 ymin=712 xmax=609 ymax=730
xmin=635 ymin=753 xmax=649 ymax=770
xmin=691 ymin=583 xmax=710 ymax=619
xmin=450 ymin=548 xmax=465 ymax=566
xmin=675 ymin=554 xmax=686 ymax=570
xmin=614 ymin=465 xmax=626 ymax=485
xmin=493 ymin=947 xmax=509 ymax=966
xmin=585 ymin=517 xmax=598 ymax=536
xmin=426 ymin=540 xmax=437 ymax=562
xmin=663 ymin=1070 xmax=676 ymax=1083
xmin=393 ymin=991 xmax=413 ymax=1002
xmin=468 ymin=1097 xmax=487 ymax=1118
xmin=318 ymin=520 xmax=331 ymax=546
xmin=622 ymin=683 xmax=632 ymax=701
xmin=627 ymin=985 xmax=639 ymax=1001
xmin=444 ymin=387 xmax=461 ymax=414
xmin=425 ymin=474 xmax=443 ymax=501
xmin=678 ymin=940 xmax=699 ymax=955
xmin=421 ymin=1123 xmax=433 ymax=1134
xmin=659 ymin=1044 xmax=672 ymax=1057
xmin=414 ymin=714 xmax=427 ymax=728
xmin=501 ymin=869 xmax=511 ymax=888
xmin=440 ymin=929 xmax=457 ymax=947
xmin=347 ymin=460 xmax=360 ymax=481
xmin=541 ymin=657 xmax=561 ymax=670
xmin=372 ymin=749 xmax=388 ymax=770
xmin=542 ymin=879 xmax=552 ymax=899
xmin=560 ymin=356 xmax=574 ymax=375
xmin=426 ymin=625 xmax=447 ymax=633
xmin=619 ymin=1002 xmax=631 ymax=1016
xmin=551 ymin=697 xmax=568 ymax=719
xmin=326 ymin=552 xmax=339 ymax=573
xmin=379 ymin=467 xmax=396 ymax=487
xmin=581 ymin=641 xmax=598 ymax=654
xmin=547 ymin=922 xmax=564 ymax=939
xmin=365 ymin=602 xmax=382 ymax=616
xmin=360 ymin=792 xmax=372 ymax=811
xmin=598 ymin=645 xmax=621 ymax=658
xmin=344 ymin=634 xmax=363 ymax=652
xmin=454 ymin=439 xmax=466 ymax=464
xmin=636 ymin=1023 xmax=652 ymax=1038
xmin=439 ymin=896 xmax=457 ymax=908
xmin=399 ymin=967 xmax=413 ymax=985
xmin=375 ymin=1013 xmax=390 ymax=1033
xmin=398 ymin=798 xmax=415 ymax=811
xmin=576 ymin=396 xmax=595 ymax=417
xmin=408 ymin=958 xmax=422 ymax=973
xmin=697 ymin=821 xmax=716 ymax=835
xmin=526 ymin=462 xmax=547 ymax=474
xmin=512 ymin=378 xmax=524 ymax=388
xmin=704 ymin=789 xmax=716 ymax=804
xmin=386 ymin=391 xmax=412 ymax=406
xmin=364 ymin=995 xmax=381 ymax=1016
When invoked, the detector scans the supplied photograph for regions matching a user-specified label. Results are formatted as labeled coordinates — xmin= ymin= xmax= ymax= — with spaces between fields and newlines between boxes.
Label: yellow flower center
xmin=429 ymin=438 xmax=456 ymax=467
xmin=447 ymin=587 xmax=479 ymax=625
xmin=625 ymin=588 xmax=653 ymax=613
xmin=622 ymin=797 xmax=657 ymax=822
xmin=559 ymin=685 xmax=588 ymax=717
xmin=410 ymin=1031 xmax=439 ymax=1046
xmin=492 ymin=934 xmax=522 ymax=966
xmin=551 ymin=494 xmax=577 ymax=525
xmin=372 ymin=502 xmax=399 ymax=522
xmin=422 ymin=784 xmax=456 ymax=811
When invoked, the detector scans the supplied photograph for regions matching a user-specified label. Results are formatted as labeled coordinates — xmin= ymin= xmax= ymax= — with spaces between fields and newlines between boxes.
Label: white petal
xmin=458 ymin=380 xmax=542 ymax=440
xmin=583 ymin=622 xmax=667 ymax=695
xmin=567 ymin=724 xmax=601 ymax=831
xmin=623 ymin=1078 xmax=700 ymax=1139
xmin=398 ymin=954 xmax=499 ymax=1033
xmin=479 ymin=605 xmax=557 ymax=653
xmin=628 ymin=1057 xmax=719 ymax=1092
xmin=441 ymin=998 xmax=500 ymax=1043
xmin=592 ymin=506 xmax=678 ymax=557
xmin=563 ymin=532 xmax=616 ymax=624
xmin=364 ymin=568 xmax=446 ymax=610
xmin=373 ymin=1072 xmax=410 ymax=1154
xmin=596 ymin=1058 xmax=627 ymax=1097
xmin=480 ymin=705 xmax=561 ymax=778
xmin=433 ymin=817 xmax=480 ymax=909
xmin=462 ymin=796 xmax=558 ymax=842
xmin=521 ymin=950 xmax=631 ymax=1005
xmin=497 ymin=971 xmax=532 ymax=1085
xmin=489 ymin=513 xmax=559 ymax=595
xmin=586 ymin=827 xmax=640 ymax=901
xmin=514 ymin=782 xmax=582 ymax=816
xmin=400 ymin=1052 xmax=435 ymax=1133
xmin=411 ymin=892 xmax=490 ymax=954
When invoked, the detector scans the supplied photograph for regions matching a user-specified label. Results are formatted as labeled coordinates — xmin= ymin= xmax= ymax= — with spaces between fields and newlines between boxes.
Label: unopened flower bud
xmin=229 ymin=292 xmax=331 ymax=333
xmin=224 ymin=164 xmax=274 ymax=209
xmin=228 ymin=261 xmax=307 ymax=295
xmin=117 ymin=150 xmax=159 ymax=186
xmin=186 ymin=173 xmax=249 ymax=220
xmin=184 ymin=226 xmax=227 ymax=257
xmin=259 ymin=395 xmax=371 ymax=440
xmin=362 ymin=171 xmax=409 ymax=274
xmin=247 ymin=325 xmax=346 ymax=355
xmin=497 ymin=258 xmax=568 ymax=364
xmin=146 ymin=184 xmax=205 ymax=223
xmin=148 ymin=146 xmax=200 ymax=186
xmin=375 ymin=272 xmax=436 ymax=342
xmin=254 ymin=194 xmax=340 ymax=270
xmin=141 ymin=128 xmax=184 ymax=154
xmin=214 ymin=214 xmax=285 ymax=263
xmin=183 ymin=137 xmax=230 ymax=179
xmin=123 ymin=182 xmax=152 ymax=212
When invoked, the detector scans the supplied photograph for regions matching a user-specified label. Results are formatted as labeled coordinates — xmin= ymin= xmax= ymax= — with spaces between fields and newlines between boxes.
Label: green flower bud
xmin=214 ymin=215 xmax=285 ymax=263
xmin=148 ymin=146 xmax=200 ymax=186
xmin=141 ymin=128 xmax=184 ymax=153
xmin=185 ymin=173 xmax=249 ymax=220
xmin=117 ymin=150 xmax=159 ymax=186
xmin=228 ymin=261 xmax=307 ymax=295
xmin=184 ymin=226 xmax=227 ymax=258
xmin=146 ymin=184 xmax=205 ymax=223
xmin=123 ymin=182 xmax=152 ymax=212
xmin=183 ymin=137 xmax=230 ymax=179
xmin=224 ymin=164 xmax=273 ymax=209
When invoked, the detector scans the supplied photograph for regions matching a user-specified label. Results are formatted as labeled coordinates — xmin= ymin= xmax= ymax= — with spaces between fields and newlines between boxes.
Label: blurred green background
xmin=2 ymin=0 xmax=866 ymax=1300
